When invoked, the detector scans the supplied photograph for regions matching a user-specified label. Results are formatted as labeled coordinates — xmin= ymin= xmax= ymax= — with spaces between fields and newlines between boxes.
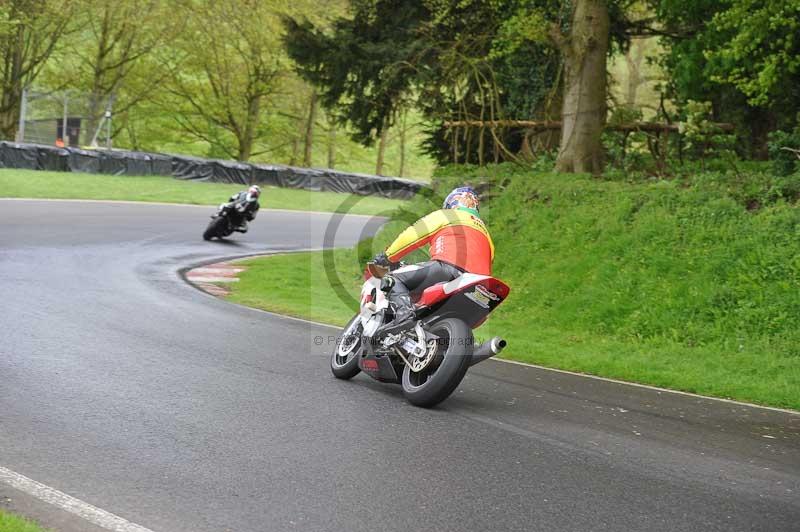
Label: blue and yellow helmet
xmin=443 ymin=186 xmax=479 ymax=211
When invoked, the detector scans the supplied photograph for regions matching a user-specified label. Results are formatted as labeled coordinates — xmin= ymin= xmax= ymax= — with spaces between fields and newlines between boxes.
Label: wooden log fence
xmin=442 ymin=120 xmax=735 ymax=133
xmin=441 ymin=119 xmax=736 ymax=168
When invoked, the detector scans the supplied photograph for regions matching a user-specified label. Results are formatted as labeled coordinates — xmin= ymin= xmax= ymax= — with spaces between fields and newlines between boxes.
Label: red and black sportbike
xmin=330 ymin=261 xmax=510 ymax=407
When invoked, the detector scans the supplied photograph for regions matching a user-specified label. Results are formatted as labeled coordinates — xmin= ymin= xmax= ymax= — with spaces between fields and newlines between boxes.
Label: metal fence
xmin=15 ymin=89 xmax=114 ymax=149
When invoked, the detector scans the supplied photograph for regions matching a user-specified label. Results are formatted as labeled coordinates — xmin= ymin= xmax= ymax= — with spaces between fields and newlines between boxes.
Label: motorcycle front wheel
xmin=330 ymin=315 xmax=363 ymax=379
xmin=401 ymin=318 xmax=473 ymax=408
xmin=203 ymin=217 xmax=226 ymax=241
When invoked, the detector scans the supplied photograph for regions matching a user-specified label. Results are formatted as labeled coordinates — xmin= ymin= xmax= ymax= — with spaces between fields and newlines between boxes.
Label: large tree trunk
xmin=327 ymin=121 xmax=336 ymax=169
xmin=376 ymin=127 xmax=388 ymax=175
xmin=0 ymin=87 xmax=21 ymax=140
xmin=398 ymin=109 xmax=407 ymax=176
xmin=303 ymin=90 xmax=317 ymax=167
xmin=289 ymin=134 xmax=300 ymax=166
xmin=625 ymin=38 xmax=645 ymax=107
xmin=237 ymin=137 xmax=253 ymax=161
xmin=554 ymin=0 xmax=610 ymax=174
xmin=0 ymin=21 xmax=25 ymax=140
xmin=237 ymin=95 xmax=260 ymax=161
xmin=86 ymin=5 xmax=112 ymax=143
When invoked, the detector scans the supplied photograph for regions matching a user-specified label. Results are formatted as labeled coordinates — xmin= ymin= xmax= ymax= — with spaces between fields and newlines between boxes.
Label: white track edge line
xmin=491 ymin=358 xmax=800 ymax=415
xmin=223 ymin=302 xmax=800 ymax=415
xmin=0 ymin=197 xmax=384 ymax=218
xmin=0 ymin=466 xmax=155 ymax=532
xmin=235 ymin=301 xmax=342 ymax=329
xmin=185 ymin=253 xmax=800 ymax=416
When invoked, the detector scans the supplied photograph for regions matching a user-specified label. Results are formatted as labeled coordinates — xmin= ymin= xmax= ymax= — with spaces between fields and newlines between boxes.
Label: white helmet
xmin=246 ymin=185 xmax=261 ymax=202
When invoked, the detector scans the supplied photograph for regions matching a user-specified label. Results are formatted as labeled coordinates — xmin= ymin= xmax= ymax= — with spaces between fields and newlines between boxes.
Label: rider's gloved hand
xmin=380 ymin=276 xmax=395 ymax=293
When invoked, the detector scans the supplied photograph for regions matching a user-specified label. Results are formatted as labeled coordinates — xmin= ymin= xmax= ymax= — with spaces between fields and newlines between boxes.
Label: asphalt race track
xmin=1 ymin=199 xmax=798 ymax=532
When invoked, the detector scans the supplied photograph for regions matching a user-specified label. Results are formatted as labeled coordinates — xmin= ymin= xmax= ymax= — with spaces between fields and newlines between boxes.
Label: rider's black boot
xmin=376 ymin=294 xmax=415 ymax=336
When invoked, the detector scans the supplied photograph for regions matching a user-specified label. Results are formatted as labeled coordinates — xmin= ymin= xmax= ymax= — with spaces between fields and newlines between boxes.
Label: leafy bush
xmin=604 ymin=106 xmax=648 ymax=172
xmin=768 ymin=126 xmax=800 ymax=176
xmin=680 ymin=100 xmax=740 ymax=172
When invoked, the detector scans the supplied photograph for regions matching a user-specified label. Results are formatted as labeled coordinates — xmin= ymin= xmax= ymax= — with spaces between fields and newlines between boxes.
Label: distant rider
xmin=227 ymin=185 xmax=261 ymax=233
xmin=373 ymin=186 xmax=494 ymax=328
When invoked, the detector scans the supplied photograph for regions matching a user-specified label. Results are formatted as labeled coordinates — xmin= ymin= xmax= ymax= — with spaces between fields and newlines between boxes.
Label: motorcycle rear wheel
xmin=401 ymin=318 xmax=473 ymax=408
xmin=330 ymin=315 xmax=363 ymax=379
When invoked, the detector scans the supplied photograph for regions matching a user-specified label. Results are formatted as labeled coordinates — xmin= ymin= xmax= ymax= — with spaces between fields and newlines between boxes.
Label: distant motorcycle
xmin=202 ymin=202 xmax=244 ymax=241
xmin=330 ymin=261 xmax=510 ymax=407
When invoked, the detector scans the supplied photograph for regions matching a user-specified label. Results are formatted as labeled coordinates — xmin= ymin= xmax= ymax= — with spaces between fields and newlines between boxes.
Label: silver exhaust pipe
xmin=470 ymin=336 xmax=507 ymax=366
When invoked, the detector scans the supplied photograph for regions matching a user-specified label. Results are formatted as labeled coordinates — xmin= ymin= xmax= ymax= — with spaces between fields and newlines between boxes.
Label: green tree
xmin=164 ymin=0 xmax=288 ymax=160
xmin=40 ymin=0 xmax=181 ymax=145
xmin=0 ymin=0 xmax=76 ymax=139
xmin=654 ymin=0 xmax=800 ymax=157
xmin=285 ymin=0 xmax=672 ymax=173
xmin=706 ymin=0 xmax=799 ymax=108
xmin=284 ymin=0 xmax=563 ymax=164
xmin=284 ymin=0 xmax=426 ymax=145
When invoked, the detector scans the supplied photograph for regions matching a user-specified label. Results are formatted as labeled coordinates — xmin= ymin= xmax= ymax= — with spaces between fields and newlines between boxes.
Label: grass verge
xmin=226 ymin=166 xmax=800 ymax=411
xmin=0 ymin=510 xmax=49 ymax=532
xmin=0 ymin=169 xmax=405 ymax=216
xmin=228 ymin=250 xmax=361 ymax=326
